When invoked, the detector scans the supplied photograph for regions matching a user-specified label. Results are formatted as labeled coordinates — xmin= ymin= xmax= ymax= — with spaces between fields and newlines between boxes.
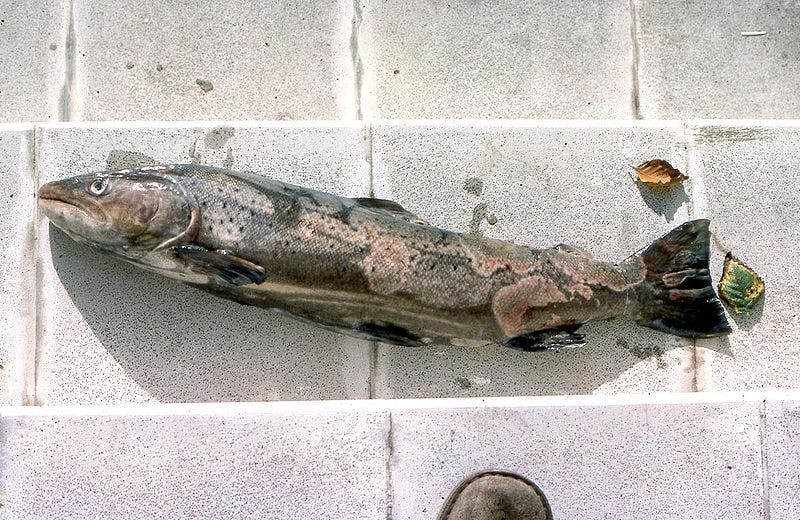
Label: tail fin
xmin=634 ymin=219 xmax=732 ymax=338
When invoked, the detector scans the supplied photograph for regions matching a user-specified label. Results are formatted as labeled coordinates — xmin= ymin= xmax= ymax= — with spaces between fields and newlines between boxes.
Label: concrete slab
xmin=635 ymin=0 xmax=800 ymax=118
xmin=70 ymin=1 xmax=357 ymax=120
xmin=690 ymin=122 xmax=800 ymax=391
xmin=0 ymin=0 xmax=66 ymax=122
xmin=764 ymin=398 xmax=800 ymax=520
xmin=0 ymin=125 xmax=35 ymax=405
xmin=0 ymin=403 xmax=390 ymax=519
xmin=358 ymin=1 xmax=634 ymax=118
xmin=34 ymin=122 xmax=372 ymax=404
xmin=389 ymin=396 xmax=764 ymax=519
xmin=371 ymin=121 xmax=695 ymax=397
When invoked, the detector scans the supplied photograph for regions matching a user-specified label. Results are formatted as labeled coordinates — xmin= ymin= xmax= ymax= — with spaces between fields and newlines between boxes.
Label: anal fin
xmin=501 ymin=325 xmax=586 ymax=352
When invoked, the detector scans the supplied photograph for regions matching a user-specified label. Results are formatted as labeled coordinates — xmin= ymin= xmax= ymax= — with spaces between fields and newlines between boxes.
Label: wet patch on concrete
xmin=195 ymin=79 xmax=214 ymax=93
xmin=692 ymin=126 xmax=775 ymax=144
xmin=204 ymin=126 xmax=235 ymax=150
xmin=463 ymin=177 xmax=484 ymax=196
xmin=617 ymin=337 xmax=668 ymax=368
xmin=469 ymin=202 xmax=497 ymax=235
xmin=188 ymin=139 xmax=201 ymax=164
xmin=223 ymin=147 xmax=235 ymax=169
xmin=105 ymin=150 xmax=159 ymax=170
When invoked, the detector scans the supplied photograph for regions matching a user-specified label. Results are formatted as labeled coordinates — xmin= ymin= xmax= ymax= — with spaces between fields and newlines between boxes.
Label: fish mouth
xmin=38 ymin=181 xmax=104 ymax=226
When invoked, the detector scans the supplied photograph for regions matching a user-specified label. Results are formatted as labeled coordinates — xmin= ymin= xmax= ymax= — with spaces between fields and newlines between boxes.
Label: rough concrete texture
xmin=34 ymin=122 xmax=372 ymax=404
xmin=690 ymin=123 xmax=800 ymax=391
xmin=0 ymin=126 xmax=35 ymax=405
xmin=371 ymin=121 xmax=696 ymax=397
xmin=390 ymin=396 xmax=764 ymax=519
xmin=70 ymin=1 xmax=357 ymax=120
xmin=0 ymin=0 xmax=66 ymax=122
xmin=635 ymin=0 xmax=800 ymax=119
xmin=0 ymin=404 xmax=390 ymax=519
xmin=358 ymin=0 xmax=634 ymax=119
xmin=765 ymin=398 xmax=800 ymax=520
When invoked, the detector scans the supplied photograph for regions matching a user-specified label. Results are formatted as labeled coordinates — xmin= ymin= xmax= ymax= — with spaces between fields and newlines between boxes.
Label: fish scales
xmin=38 ymin=164 xmax=732 ymax=350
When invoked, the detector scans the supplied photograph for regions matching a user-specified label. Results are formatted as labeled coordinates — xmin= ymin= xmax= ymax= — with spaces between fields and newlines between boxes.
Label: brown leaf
xmin=635 ymin=160 xmax=688 ymax=185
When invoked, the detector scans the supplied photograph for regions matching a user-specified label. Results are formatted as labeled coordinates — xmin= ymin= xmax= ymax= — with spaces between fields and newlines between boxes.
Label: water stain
xmin=156 ymin=64 xmax=164 ymax=72
xmin=48 ymin=43 xmax=57 ymax=51
xmin=188 ymin=139 xmax=201 ymax=164
xmin=105 ymin=150 xmax=158 ymax=170
xmin=463 ymin=177 xmax=484 ymax=196
xmin=204 ymin=126 xmax=235 ymax=150
xmin=125 ymin=62 xmax=135 ymax=70
xmin=223 ymin=147 xmax=235 ymax=169
xmin=617 ymin=337 xmax=667 ymax=368
xmin=455 ymin=376 xmax=471 ymax=389
xmin=469 ymin=202 xmax=497 ymax=235
xmin=692 ymin=126 xmax=775 ymax=144
xmin=196 ymin=79 xmax=214 ymax=93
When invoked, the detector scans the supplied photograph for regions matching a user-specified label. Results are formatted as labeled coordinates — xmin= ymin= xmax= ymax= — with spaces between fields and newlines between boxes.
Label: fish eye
xmin=88 ymin=178 xmax=108 ymax=196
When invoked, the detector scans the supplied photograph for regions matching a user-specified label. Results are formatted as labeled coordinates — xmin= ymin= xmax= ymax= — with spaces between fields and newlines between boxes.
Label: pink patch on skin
xmin=363 ymin=236 xmax=412 ymax=295
xmin=491 ymin=276 xmax=567 ymax=336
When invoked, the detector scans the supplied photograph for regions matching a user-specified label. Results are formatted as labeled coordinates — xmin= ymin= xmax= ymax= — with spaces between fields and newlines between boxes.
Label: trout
xmin=38 ymin=164 xmax=731 ymax=350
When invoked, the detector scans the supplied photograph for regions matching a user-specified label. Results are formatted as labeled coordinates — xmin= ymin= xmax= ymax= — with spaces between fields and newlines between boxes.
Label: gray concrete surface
xmin=0 ymin=125 xmax=35 ymax=406
xmin=690 ymin=122 xmax=800 ymax=391
xmin=0 ymin=394 xmax=784 ymax=519
xmin=0 ymin=402 xmax=391 ymax=519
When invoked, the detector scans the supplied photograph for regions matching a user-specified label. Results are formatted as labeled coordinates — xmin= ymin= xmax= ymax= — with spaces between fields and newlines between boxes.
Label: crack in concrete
xmin=350 ymin=0 xmax=364 ymax=121
xmin=368 ymin=341 xmax=378 ymax=399
xmin=628 ymin=0 xmax=642 ymax=119
xmin=57 ymin=0 xmax=77 ymax=121
xmin=21 ymin=129 xmax=38 ymax=405
xmin=384 ymin=410 xmax=394 ymax=520
xmin=759 ymin=400 xmax=772 ymax=520
xmin=31 ymin=127 xmax=43 ymax=405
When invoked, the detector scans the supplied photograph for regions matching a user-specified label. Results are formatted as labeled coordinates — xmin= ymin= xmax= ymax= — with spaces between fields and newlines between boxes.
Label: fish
xmin=37 ymin=164 xmax=732 ymax=351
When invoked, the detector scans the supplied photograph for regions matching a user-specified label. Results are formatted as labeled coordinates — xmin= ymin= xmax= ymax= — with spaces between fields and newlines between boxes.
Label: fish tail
xmin=632 ymin=219 xmax=732 ymax=338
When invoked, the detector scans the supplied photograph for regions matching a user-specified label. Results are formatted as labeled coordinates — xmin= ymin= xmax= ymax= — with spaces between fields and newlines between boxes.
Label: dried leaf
xmin=718 ymin=253 xmax=765 ymax=314
xmin=635 ymin=160 xmax=688 ymax=185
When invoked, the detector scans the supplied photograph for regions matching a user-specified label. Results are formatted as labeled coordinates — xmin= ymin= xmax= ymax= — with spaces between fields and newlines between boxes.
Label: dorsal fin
xmin=353 ymin=197 xmax=429 ymax=225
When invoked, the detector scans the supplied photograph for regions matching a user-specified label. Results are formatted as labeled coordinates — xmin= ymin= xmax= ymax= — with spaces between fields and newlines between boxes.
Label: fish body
xmin=38 ymin=164 xmax=731 ymax=350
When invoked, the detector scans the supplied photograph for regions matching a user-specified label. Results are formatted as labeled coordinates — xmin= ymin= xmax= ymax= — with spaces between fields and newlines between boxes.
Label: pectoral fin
xmin=353 ymin=197 xmax=429 ymax=225
xmin=173 ymin=245 xmax=266 ymax=285
xmin=501 ymin=325 xmax=586 ymax=352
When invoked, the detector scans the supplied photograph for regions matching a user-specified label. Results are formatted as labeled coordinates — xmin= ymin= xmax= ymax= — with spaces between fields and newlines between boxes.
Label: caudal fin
xmin=634 ymin=219 xmax=731 ymax=338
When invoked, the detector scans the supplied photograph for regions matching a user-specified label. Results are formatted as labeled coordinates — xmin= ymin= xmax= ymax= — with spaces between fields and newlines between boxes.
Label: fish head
xmin=38 ymin=169 xmax=198 ymax=259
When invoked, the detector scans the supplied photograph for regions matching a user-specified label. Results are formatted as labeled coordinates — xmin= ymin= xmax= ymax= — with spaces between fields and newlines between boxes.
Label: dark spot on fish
xmin=454 ymin=377 xmax=471 ymax=389
xmin=356 ymin=322 xmax=424 ymax=347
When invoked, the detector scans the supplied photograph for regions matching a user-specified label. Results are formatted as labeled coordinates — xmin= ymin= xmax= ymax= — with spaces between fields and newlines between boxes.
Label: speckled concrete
xmin=34 ymin=122 xmax=372 ymax=404
xmin=635 ymin=0 xmax=800 ymax=118
xmin=389 ymin=395 xmax=764 ymax=520
xmin=0 ymin=0 xmax=65 ymax=122
xmin=0 ymin=126 xmax=35 ymax=405
xmin=358 ymin=0 xmax=634 ymax=119
xmin=690 ymin=122 xmax=800 ymax=391
xmin=0 ymin=402 xmax=390 ymax=519
xmin=70 ymin=1 xmax=357 ymax=120
xmin=370 ymin=121 xmax=695 ymax=397
xmin=765 ymin=397 xmax=800 ymax=520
